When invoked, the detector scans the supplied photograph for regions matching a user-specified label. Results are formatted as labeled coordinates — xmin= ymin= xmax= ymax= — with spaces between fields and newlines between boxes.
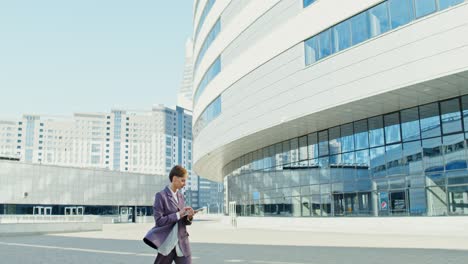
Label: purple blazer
xmin=143 ymin=186 xmax=192 ymax=256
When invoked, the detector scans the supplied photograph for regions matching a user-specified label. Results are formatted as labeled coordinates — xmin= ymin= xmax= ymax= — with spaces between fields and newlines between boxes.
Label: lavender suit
xmin=143 ymin=186 xmax=192 ymax=263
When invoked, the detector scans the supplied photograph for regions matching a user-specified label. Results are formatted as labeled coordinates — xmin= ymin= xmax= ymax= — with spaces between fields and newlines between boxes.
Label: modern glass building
xmin=191 ymin=0 xmax=468 ymax=217
xmin=0 ymin=160 xmax=166 ymax=221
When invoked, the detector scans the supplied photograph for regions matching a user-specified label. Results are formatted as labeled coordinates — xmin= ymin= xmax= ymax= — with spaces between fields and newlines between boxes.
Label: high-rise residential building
xmin=178 ymin=38 xmax=195 ymax=111
xmin=192 ymin=0 xmax=468 ymax=217
xmin=0 ymin=120 xmax=17 ymax=159
xmin=1 ymin=105 xmax=193 ymax=178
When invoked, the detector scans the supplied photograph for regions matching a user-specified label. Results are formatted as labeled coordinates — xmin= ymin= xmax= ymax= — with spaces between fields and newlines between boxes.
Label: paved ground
xmin=1 ymin=235 xmax=468 ymax=264
xmin=1 ymin=215 xmax=467 ymax=263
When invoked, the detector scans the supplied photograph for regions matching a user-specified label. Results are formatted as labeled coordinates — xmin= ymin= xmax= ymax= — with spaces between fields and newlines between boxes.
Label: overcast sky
xmin=0 ymin=0 xmax=193 ymax=119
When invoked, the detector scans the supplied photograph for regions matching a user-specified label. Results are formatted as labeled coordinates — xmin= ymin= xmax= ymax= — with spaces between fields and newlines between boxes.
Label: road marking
xmin=224 ymin=260 xmax=309 ymax=264
xmin=0 ymin=241 xmax=199 ymax=259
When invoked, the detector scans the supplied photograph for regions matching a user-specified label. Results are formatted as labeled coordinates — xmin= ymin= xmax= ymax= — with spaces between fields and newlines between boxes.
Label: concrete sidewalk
xmin=52 ymin=215 xmax=468 ymax=250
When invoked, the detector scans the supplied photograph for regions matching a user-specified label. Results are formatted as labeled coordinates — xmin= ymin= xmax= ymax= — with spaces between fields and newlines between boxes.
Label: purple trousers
xmin=154 ymin=248 xmax=192 ymax=264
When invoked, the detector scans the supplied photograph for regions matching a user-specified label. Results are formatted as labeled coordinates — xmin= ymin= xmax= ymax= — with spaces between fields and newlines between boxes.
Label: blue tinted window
xmin=350 ymin=12 xmax=370 ymax=45
xmin=414 ymin=0 xmax=437 ymax=18
xmin=303 ymin=0 xmax=316 ymax=8
xmin=355 ymin=149 xmax=369 ymax=165
xmin=440 ymin=98 xmax=462 ymax=134
xmin=388 ymin=0 xmax=414 ymax=29
xmin=340 ymin=123 xmax=354 ymax=152
xmin=194 ymin=57 xmax=221 ymax=103
xmin=370 ymin=147 xmax=386 ymax=178
xmin=193 ymin=96 xmax=222 ymax=138
xmin=329 ymin=126 xmax=341 ymax=155
xmin=438 ymin=0 xmax=464 ymax=10
xmin=368 ymin=116 xmax=385 ymax=147
xmin=308 ymin=132 xmax=319 ymax=159
xmin=443 ymin=133 xmax=467 ymax=171
xmin=401 ymin=107 xmax=421 ymax=142
xmin=354 ymin=120 xmax=369 ymax=150
xmin=384 ymin=113 xmax=401 ymax=144
xmin=318 ymin=29 xmax=332 ymax=59
xmin=419 ymin=103 xmax=441 ymax=139
xmin=368 ymin=2 xmax=391 ymax=37
xmin=318 ymin=130 xmax=329 ymax=157
xmin=332 ymin=20 xmax=352 ymax=53
xmin=304 ymin=36 xmax=319 ymax=65
xmin=194 ymin=0 xmax=216 ymax=42
xmin=194 ymin=19 xmax=221 ymax=74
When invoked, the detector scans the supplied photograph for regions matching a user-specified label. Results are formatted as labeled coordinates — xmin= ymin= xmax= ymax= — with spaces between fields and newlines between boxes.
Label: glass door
xmin=389 ymin=190 xmax=408 ymax=215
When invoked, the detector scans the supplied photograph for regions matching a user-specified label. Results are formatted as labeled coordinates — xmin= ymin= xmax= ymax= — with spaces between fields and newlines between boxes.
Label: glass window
xmin=368 ymin=116 xmax=385 ymax=147
xmin=350 ymin=11 xmax=370 ymax=45
xmin=342 ymin=151 xmax=355 ymax=166
xmin=299 ymin=136 xmax=308 ymax=161
xmin=385 ymin=143 xmax=404 ymax=176
xmin=368 ymin=2 xmax=391 ymax=37
xmin=409 ymin=188 xmax=427 ymax=215
xmin=443 ymin=133 xmax=467 ymax=171
xmin=419 ymin=103 xmax=441 ymax=139
xmin=423 ymin=137 xmax=444 ymax=173
xmin=440 ymin=98 xmax=462 ymax=134
xmin=370 ymin=147 xmax=386 ymax=178
xmin=275 ymin=142 xmax=283 ymax=167
xmin=438 ymin=0 xmax=464 ymax=10
xmin=290 ymin=138 xmax=299 ymax=164
xmin=448 ymin=185 xmax=468 ymax=215
xmin=388 ymin=0 xmax=414 ymax=29
xmin=462 ymin=95 xmax=468 ymax=134
xmin=403 ymin=141 xmax=423 ymax=175
xmin=354 ymin=120 xmax=369 ymax=150
xmin=401 ymin=107 xmax=421 ymax=142
xmin=307 ymin=132 xmax=318 ymax=159
xmin=414 ymin=0 xmax=437 ymax=18
xmin=318 ymin=130 xmax=329 ymax=157
xmin=356 ymin=149 xmax=370 ymax=166
xmin=340 ymin=123 xmax=354 ymax=153
xmin=384 ymin=113 xmax=401 ymax=144
xmin=332 ymin=20 xmax=352 ymax=53
xmin=282 ymin=141 xmax=291 ymax=165
xmin=305 ymin=36 xmax=319 ymax=65
xmin=303 ymin=0 xmax=316 ymax=7
xmin=329 ymin=126 xmax=341 ymax=155
xmin=318 ymin=29 xmax=332 ymax=60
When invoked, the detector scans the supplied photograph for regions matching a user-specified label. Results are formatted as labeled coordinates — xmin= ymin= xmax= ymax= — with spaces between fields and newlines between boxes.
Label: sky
xmin=0 ymin=0 xmax=193 ymax=119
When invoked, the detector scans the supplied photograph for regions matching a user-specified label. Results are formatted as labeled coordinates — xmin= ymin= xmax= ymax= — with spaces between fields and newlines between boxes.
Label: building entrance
xmin=389 ymin=190 xmax=408 ymax=215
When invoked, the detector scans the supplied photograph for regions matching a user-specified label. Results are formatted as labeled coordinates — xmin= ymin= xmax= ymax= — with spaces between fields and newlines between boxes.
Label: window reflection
xmin=388 ymin=0 xmax=414 ymax=29
xmin=332 ymin=20 xmax=352 ymax=53
xmin=419 ymin=103 xmax=441 ymax=139
xmin=368 ymin=2 xmax=390 ymax=37
xmin=414 ymin=0 xmax=437 ymax=18
xmin=384 ymin=113 xmax=401 ymax=144
xmin=227 ymin=95 xmax=468 ymax=217
xmin=401 ymin=107 xmax=421 ymax=141
xmin=440 ymin=98 xmax=462 ymax=134
xmin=318 ymin=130 xmax=329 ymax=157
xmin=341 ymin=123 xmax=354 ymax=152
xmin=368 ymin=116 xmax=384 ymax=147
xmin=350 ymin=12 xmax=370 ymax=45
xmin=354 ymin=120 xmax=369 ymax=150
xmin=329 ymin=126 xmax=341 ymax=155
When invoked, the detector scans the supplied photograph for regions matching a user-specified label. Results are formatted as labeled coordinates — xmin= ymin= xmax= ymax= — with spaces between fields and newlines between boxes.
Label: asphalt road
xmin=0 ymin=235 xmax=467 ymax=264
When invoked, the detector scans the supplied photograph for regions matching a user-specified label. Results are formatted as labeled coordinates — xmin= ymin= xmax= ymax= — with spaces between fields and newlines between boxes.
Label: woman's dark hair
xmin=169 ymin=165 xmax=187 ymax=182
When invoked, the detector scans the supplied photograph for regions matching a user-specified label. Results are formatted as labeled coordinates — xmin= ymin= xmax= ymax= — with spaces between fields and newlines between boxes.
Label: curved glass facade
xmin=304 ymin=0 xmax=464 ymax=66
xmin=223 ymin=96 xmax=468 ymax=217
